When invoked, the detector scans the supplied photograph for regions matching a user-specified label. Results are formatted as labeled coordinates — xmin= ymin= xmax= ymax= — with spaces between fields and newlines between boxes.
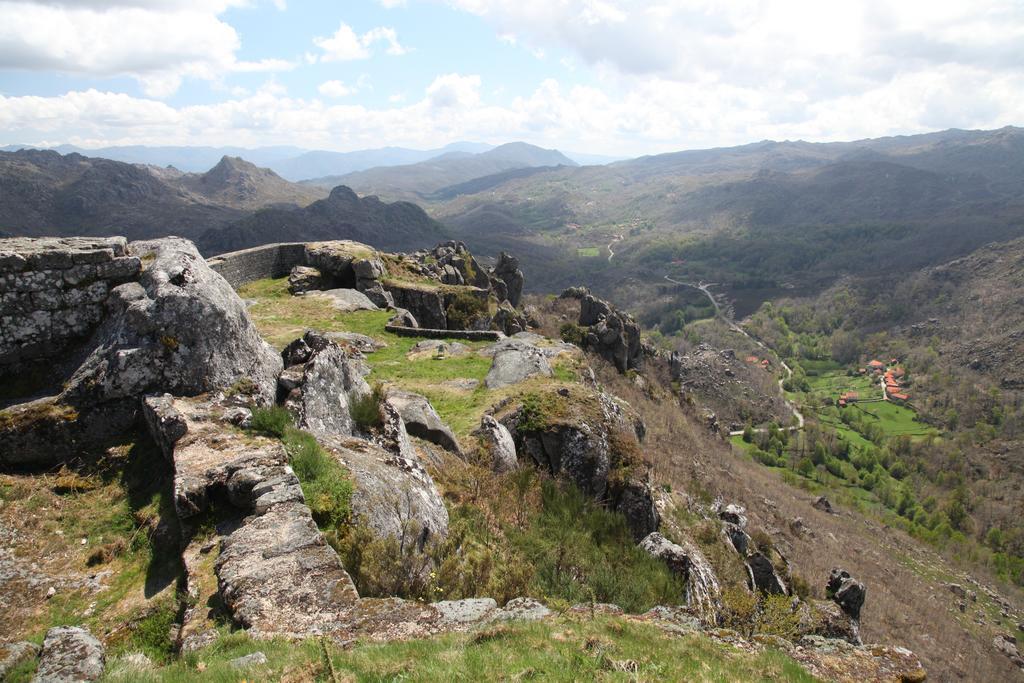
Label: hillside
xmin=0 ymin=150 xmax=442 ymax=256
xmin=4 ymin=234 xmax=1023 ymax=680
xmin=306 ymin=142 xmax=578 ymax=200
xmin=197 ymin=185 xmax=446 ymax=254
xmin=163 ymin=155 xmax=326 ymax=210
xmin=425 ymin=127 xmax=1024 ymax=308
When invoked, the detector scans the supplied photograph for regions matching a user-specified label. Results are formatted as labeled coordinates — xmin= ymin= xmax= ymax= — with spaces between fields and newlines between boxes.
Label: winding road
xmin=607 ymin=234 xmax=623 ymax=262
xmin=664 ymin=275 xmax=805 ymax=435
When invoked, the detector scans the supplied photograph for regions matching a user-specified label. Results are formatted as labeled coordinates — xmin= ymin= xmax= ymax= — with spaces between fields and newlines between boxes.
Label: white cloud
xmin=377 ymin=0 xmax=407 ymax=7
xmin=318 ymin=80 xmax=354 ymax=98
xmin=0 ymin=0 xmax=292 ymax=97
xmin=313 ymin=22 xmax=407 ymax=62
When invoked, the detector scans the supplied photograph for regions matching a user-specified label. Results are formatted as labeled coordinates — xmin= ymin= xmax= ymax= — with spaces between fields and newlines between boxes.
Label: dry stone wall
xmin=206 ymin=242 xmax=307 ymax=288
xmin=0 ymin=237 xmax=141 ymax=375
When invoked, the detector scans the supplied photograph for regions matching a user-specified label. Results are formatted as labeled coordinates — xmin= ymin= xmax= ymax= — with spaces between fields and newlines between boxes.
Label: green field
xmin=804 ymin=371 xmax=878 ymax=404
xmin=576 ymin=247 xmax=601 ymax=258
xmin=848 ymin=401 xmax=938 ymax=438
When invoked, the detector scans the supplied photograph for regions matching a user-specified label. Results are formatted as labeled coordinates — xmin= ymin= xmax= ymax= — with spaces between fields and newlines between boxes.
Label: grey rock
xmin=485 ymin=339 xmax=552 ymax=389
xmin=32 ymin=626 xmax=104 ymax=683
xmin=746 ymin=552 xmax=788 ymax=595
xmin=476 ymin=415 xmax=518 ymax=473
xmin=489 ymin=252 xmax=524 ymax=307
xmin=827 ymin=568 xmax=866 ymax=622
xmin=389 ymin=307 xmax=419 ymax=328
xmin=141 ymin=393 xmax=188 ymax=462
xmin=386 ymin=389 xmax=461 ymax=454
xmin=283 ymin=334 xmax=371 ymax=439
xmin=324 ymin=436 xmax=449 ymax=554
xmin=307 ymin=288 xmax=379 ymax=313
xmin=813 ymin=496 xmax=835 ymax=514
xmin=287 ymin=265 xmax=322 ymax=295
xmin=491 ymin=597 xmax=551 ymax=622
xmin=386 ymin=285 xmax=447 ymax=329
xmin=360 ymin=283 xmax=394 ymax=309
xmin=434 ymin=598 xmax=498 ymax=624
xmin=410 ymin=339 xmax=468 ymax=357
xmin=324 ymin=331 xmax=385 ymax=354
xmin=230 ymin=651 xmax=268 ymax=669
xmin=491 ymin=300 xmax=528 ymax=336
xmin=62 ymin=238 xmax=282 ymax=406
xmin=503 ymin=390 xmax=658 ymax=541
xmin=0 ymin=641 xmax=39 ymax=680
xmin=639 ymin=532 xmax=691 ymax=576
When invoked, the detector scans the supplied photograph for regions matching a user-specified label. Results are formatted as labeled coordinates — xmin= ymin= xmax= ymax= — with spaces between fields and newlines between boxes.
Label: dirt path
xmin=664 ymin=275 xmax=805 ymax=435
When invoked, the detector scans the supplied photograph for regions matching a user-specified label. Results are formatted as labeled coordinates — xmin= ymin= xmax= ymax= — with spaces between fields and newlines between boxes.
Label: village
xmin=839 ymin=359 xmax=910 ymax=407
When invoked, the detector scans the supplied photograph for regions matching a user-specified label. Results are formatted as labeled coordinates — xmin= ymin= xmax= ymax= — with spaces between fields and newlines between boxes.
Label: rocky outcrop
xmin=322 ymin=436 xmax=449 ymax=553
xmin=826 ymin=568 xmax=866 ymax=645
xmin=485 ymin=338 xmax=553 ymax=389
xmin=499 ymin=387 xmax=658 ymax=540
xmin=304 ymin=288 xmax=379 ymax=313
xmin=639 ymin=532 xmax=721 ymax=620
xmin=385 ymin=389 xmax=461 ymax=454
xmin=279 ymin=331 xmax=371 ymax=439
xmin=746 ymin=552 xmax=788 ymax=595
xmin=418 ymin=241 xmax=491 ymax=290
xmin=287 ymin=265 xmax=322 ymax=294
xmin=489 ymin=251 xmax=524 ymax=307
xmin=491 ymin=300 xmax=528 ymax=336
xmin=475 ymin=415 xmax=518 ymax=473
xmin=386 ymin=285 xmax=448 ymax=329
xmin=32 ymin=626 xmax=104 ymax=682
xmin=827 ymin=568 xmax=866 ymax=621
xmin=62 ymin=237 xmax=282 ymax=406
xmin=560 ymin=288 xmax=642 ymax=373
xmin=0 ymin=642 xmax=39 ymax=680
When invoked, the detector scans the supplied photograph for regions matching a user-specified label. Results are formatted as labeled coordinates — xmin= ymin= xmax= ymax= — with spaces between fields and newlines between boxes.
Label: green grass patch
xmin=111 ymin=614 xmax=820 ymax=682
xmin=576 ymin=247 xmax=601 ymax=258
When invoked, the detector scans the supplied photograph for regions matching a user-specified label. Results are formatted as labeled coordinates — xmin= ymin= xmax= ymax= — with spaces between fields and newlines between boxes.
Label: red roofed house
xmin=891 ymin=392 xmax=910 ymax=403
xmin=868 ymin=360 xmax=885 ymax=370
xmin=745 ymin=356 xmax=759 ymax=363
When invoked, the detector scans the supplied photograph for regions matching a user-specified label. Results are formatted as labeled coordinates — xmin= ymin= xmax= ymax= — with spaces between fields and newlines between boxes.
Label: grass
xmin=88 ymin=614 xmax=820 ymax=682
xmin=849 ymin=401 xmax=938 ymax=438
xmin=239 ymin=277 xmax=580 ymax=437
xmin=577 ymin=247 xmax=602 ymax=258
xmin=0 ymin=435 xmax=184 ymax=669
xmin=250 ymin=407 xmax=354 ymax=530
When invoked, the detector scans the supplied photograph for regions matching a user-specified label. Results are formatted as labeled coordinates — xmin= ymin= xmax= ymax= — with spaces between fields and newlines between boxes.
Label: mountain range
xmin=0 ymin=140 xmax=616 ymax=181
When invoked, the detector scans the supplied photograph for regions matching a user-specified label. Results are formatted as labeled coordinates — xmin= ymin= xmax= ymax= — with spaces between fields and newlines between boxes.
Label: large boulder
xmin=287 ymin=265 xmax=322 ymax=295
xmin=475 ymin=415 xmax=518 ymax=473
xmin=485 ymin=339 xmax=553 ymax=389
xmin=305 ymin=288 xmax=379 ymax=313
xmin=62 ymin=238 xmax=282 ymax=406
xmin=280 ymin=331 xmax=371 ymax=439
xmin=561 ymin=290 xmax=642 ymax=373
xmin=827 ymin=568 xmax=866 ymax=621
xmin=385 ymin=389 xmax=461 ymax=455
xmin=489 ymin=251 xmax=524 ymax=307
xmin=639 ymin=532 xmax=721 ymax=618
xmin=746 ymin=552 xmax=788 ymax=595
xmin=499 ymin=387 xmax=658 ymax=540
xmin=322 ymin=436 xmax=449 ymax=552
xmin=33 ymin=626 xmax=104 ymax=682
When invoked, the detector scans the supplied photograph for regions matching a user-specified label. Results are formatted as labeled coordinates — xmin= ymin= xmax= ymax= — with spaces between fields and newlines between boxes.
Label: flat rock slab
xmin=305 ymin=288 xmax=379 ymax=312
xmin=32 ymin=626 xmax=104 ymax=682
xmin=385 ymin=389 xmax=461 ymax=454
xmin=484 ymin=340 xmax=553 ymax=389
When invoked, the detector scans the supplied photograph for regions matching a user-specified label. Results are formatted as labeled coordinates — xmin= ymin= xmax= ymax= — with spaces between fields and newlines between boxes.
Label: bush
xmin=560 ymin=322 xmax=586 ymax=346
xmin=445 ymin=291 xmax=488 ymax=330
xmin=251 ymin=406 xmax=292 ymax=437
xmin=350 ymin=383 xmax=385 ymax=429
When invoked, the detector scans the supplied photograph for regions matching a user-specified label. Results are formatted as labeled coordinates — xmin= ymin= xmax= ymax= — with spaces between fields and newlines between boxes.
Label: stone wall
xmin=207 ymin=243 xmax=307 ymax=288
xmin=0 ymin=237 xmax=141 ymax=375
xmin=384 ymin=324 xmax=502 ymax=341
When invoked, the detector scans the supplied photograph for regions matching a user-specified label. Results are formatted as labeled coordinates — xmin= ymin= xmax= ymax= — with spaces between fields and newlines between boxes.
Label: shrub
xmin=251 ymin=406 xmax=292 ymax=437
xmin=445 ymin=291 xmax=488 ymax=330
xmin=350 ymin=383 xmax=385 ymax=429
xmin=720 ymin=586 xmax=758 ymax=636
xmin=560 ymin=322 xmax=586 ymax=346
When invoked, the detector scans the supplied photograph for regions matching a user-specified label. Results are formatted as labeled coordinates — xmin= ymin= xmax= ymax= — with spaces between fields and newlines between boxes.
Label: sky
xmin=0 ymin=0 xmax=1022 ymax=157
